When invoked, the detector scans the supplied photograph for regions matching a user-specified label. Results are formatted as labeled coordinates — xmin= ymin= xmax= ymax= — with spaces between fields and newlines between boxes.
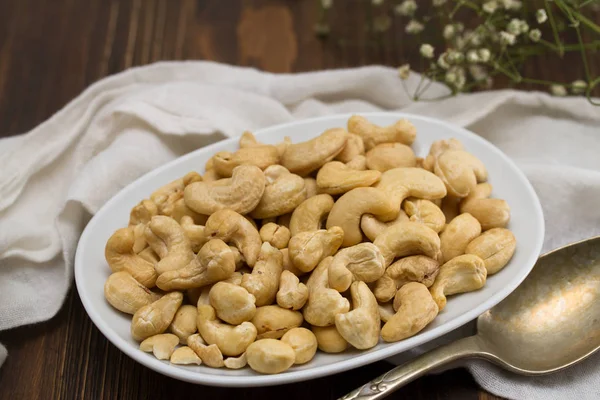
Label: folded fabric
xmin=1 ymin=61 xmax=599 ymax=399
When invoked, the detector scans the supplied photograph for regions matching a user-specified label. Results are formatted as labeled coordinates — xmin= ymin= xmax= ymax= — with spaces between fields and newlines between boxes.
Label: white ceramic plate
xmin=75 ymin=112 xmax=544 ymax=387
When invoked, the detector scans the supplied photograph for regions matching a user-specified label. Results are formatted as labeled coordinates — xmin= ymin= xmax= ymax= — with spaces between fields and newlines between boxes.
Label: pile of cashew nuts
xmin=103 ymin=115 xmax=516 ymax=374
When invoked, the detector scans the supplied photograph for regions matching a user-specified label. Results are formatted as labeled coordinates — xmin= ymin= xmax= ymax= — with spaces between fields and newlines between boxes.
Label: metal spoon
xmin=342 ymin=236 xmax=600 ymax=399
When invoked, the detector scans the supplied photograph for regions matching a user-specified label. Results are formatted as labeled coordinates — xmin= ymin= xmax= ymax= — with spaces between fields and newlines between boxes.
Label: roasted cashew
xmin=239 ymin=131 xmax=288 ymax=158
xmin=439 ymin=213 xmax=482 ymax=263
xmin=204 ymin=209 xmax=262 ymax=267
xmin=144 ymin=216 xmax=194 ymax=275
xmin=360 ymin=210 xmax=409 ymax=242
xmin=316 ymin=161 xmax=381 ymax=195
xmin=156 ymin=239 xmax=235 ymax=291
xmin=246 ymin=339 xmax=296 ymax=374
xmin=131 ymin=223 xmax=148 ymax=254
xmin=138 ymin=247 xmax=159 ymax=264
xmin=441 ymin=195 xmax=461 ymax=224
xmin=281 ymin=128 xmax=348 ymax=176
xmin=281 ymin=248 xmax=305 ymax=277
xmin=345 ymin=155 xmax=367 ymax=170
xmin=105 ymin=227 xmax=157 ymax=288
xmin=289 ymin=194 xmax=334 ymax=237
xmin=303 ymin=177 xmax=318 ymax=198
xmin=169 ymin=304 xmax=198 ymax=344
xmin=187 ymin=334 xmax=224 ymax=368
xmin=288 ymin=226 xmax=344 ymax=273
xmin=140 ymin=333 xmax=179 ymax=360
xmin=422 ymin=138 xmax=464 ymax=172
xmin=171 ymin=198 xmax=208 ymax=225
xmin=224 ymin=353 xmax=248 ymax=369
xmin=373 ymin=221 xmax=441 ymax=267
xmin=196 ymin=304 xmax=257 ymax=356
xmin=180 ymin=215 xmax=208 ymax=253
xmin=460 ymin=183 xmax=510 ymax=230
xmin=259 ymin=223 xmax=291 ymax=249
xmin=378 ymin=302 xmax=395 ymax=323
xmin=276 ymin=270 xmax=309 ymax=310
xmin=251 ymin=305 xmax=304 ymax=339
xmin=131 ymin=292 xmax=183 ymax=341
xmin=328 ymin=243 xmax=385 ymax=292
xmin=335 ymin=133 xmax=365 ymax=163
xmin=184 ymin=165 xmax=266 ymax=215
xmin=241 ymin=242 xmax=283 ymax=306
xmin=365 ymin=143 xmax=417 ymax=172
xmin=170 ymin=346 xmax=202 ymax=365
xmin=148 ymin=172 xmax=202 ymax=217
xmin=312 ymin=325 xmax=348 ymax=353
xmin=373 ymin=255 xmax=440 ymax=302
xmin=347 ymin=115 xmax=416 ymax=150
xmin=129 ymin=199 xmax=158 ymax=226
xmin=212 ymin=145 xmax=279 ymax=177
xmin=374 ymin=168 xmax=447 ymax=219
xmin=303 ymin=257 xmax=350 ymax=326
xmin=434 ymin=149 xmax=487 ymax=198
xmin=335 ymin=281 xmax=380 ymax=349
xmin=465 ymin=228 xmax=516 ymax=275
xmin=327 ymin=187 xmax=395 ymax=247
xmin=209 ymin=281 xmax=257 ymax=324
xmin=403 ymin=198 xmax=446 ymax=233
xmin=250 ymin=165 xmax=306 ymax=219
xmin=429 ymin=254 xmax=487 ymax=310
xmin=277 ymin=212 xmax=293 ymax=229
xmin=281 ymin=328 xmax=318 ymax=365
xmin=104 ymin=271 xmax=160 ymax=315
xmin=381 ymin=282 xmax=439 ymax=342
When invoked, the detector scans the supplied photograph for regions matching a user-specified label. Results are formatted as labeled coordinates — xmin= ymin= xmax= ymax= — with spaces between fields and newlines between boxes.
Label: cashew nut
xmin=239 ymin=131 xmax=288 ymax=158
xmin=204 ymin=209 xmax=262 ymax=267
xmin=180 ymin=215 xmax=207 ymax=253
xmin=246 ymin=339 xmax=296 ymax=374
xmin=289 ymin=194 xmax=334 ymax=237
xmin=327 ymin=187 xmax=395 ymax=247
xmin=439 ymin=213 xmax=482 ymax=263
xmin=434 ymin=150 xmax=487 ymax=198
xmin=373 ymin=255 xmax=440 ymax=302
xmin=251 ymin=305 xmax=304 ymax=339
xmin=187 ymin=334 xmax=224 ymax=368
xmin=250 ymin=165 xmax=307 ymax=219
xmin=335 ymin=133 xmax=365 ymax=163
xmin=170 ymin=346 xmax=202 ymax=365
xmin=277 ymin=212 xmax=293 ymax=229
xmin=131 ymin=223 xmax=148 ymax=254
xmin=259 ymin=223 xmax=291 ymax=249
xmin=149 ymin=172 xmax=202 ymax=217
xmin=303 ymin=257 xmax=350 ymax=326
xmin=303 ymin=177 xmax=318 ymax=198
xmin=312 ymin=325 xmax=348 ymax=353
xmin=429 ymin=254 xmax=487 ymax=310
xmin=316 ymin=161 xmax=381 ymax=195
xmin=281 ymin=248 xmax=305 ymax=277
xmin=328 ymin=243 xmax=385 ymax=292
xmin=378 ymin=302 xmax=395 ymax=323
xmin=365 ymin=143 xmax=417 ymax=172
xmin=131 ymin=292 xmax=183 ymax=341
xmin=196 ymin=304 xmax=257 ymax=356
xmin=347 ymin=115 xmax=416 ymax=150
xmin=169 ymin=304 xmax=198 ymax=344
xmin=460 ymin=183 xmax=510 ymax=230
xmin=241 ymin=242 xmax=283 ymax=306
xmin=156 ymin=239 xmax=235 ymax=291
xmin=281 ymin=328 xmax=318 ymax=365
xmin=209 ymin=281 xmax=257 ymax=324
xmin=171 ymin=199 xmax=208 ymax=225
xmin=140 ymin=333 xmax=179 ymax=360
xmin=184 ymin=165 xmax=266 ymax=215
xmin=381 ymin=282 xmax=439 ymax=342
xmin=104 ymin=271 xmax=161 ymax=314
xmin=360 ymin=210 xmax=409 ymax=242
xmin=224 ymin=353 xmax=248 ymax=369
xmin=138 ymin=247 xmax=159 ymax=264
xmin=440 ymin=195 xmax=462 ymax=226
xmin=465 ymin=228 xmax=516 ymax=275
xmin=345 ymin=155 xmax=368 ymax=171
xmin=422 ymin=138 xmax=464 ymax=172
xmin=212 ymin=145 xmax=279 ymax=177
xmin=281 ymin=128 xmax=348 ymax=176
xmin=105 ymin=227 xmax=158 ymax=288
xmin=288 ymin=226 xmax=344 ymax=272
xmin=335 ymin=281 xmax=380 ymax=349
xmin=144 ymin=216 xmax=194 ymax=275
xmin=276 ymin=270 xmax=308 ymax=310
xmin=129 ymin=199 xmax=158 ymax=226
xmin=403 ymin=198 xmax=446 ymax=233
xmin=373 ymin=221 xmax=441 ymax=267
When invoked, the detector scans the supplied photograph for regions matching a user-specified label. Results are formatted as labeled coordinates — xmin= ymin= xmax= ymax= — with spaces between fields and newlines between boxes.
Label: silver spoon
xmin=342 ymin=236 xmax=600 ymax=399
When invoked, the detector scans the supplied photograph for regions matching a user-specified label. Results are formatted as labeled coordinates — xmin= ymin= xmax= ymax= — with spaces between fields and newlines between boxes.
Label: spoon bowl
xmin=343 ymin=236 xmax=600 ymax=399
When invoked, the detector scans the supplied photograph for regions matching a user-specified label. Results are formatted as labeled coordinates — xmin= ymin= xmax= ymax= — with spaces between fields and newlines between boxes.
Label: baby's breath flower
xmin=321 ymin=0 xmax=333 ymax=9
xmin=455 ymin=72 xmax=466 ymax=90
xmin=550 ymin=85 xmax=567 ymax=97
xmin=420 ymin=44 xmax=435 ymax=58
xmin=372 ymin=0 xmax=384 ymax=6
xmin=395 ymin=0 xmax=417 ymax=16
xmin=500 ymin=31 xmax=517 ymax=46
xmin=502 ymin=0 xmax=522 ymax=10
xmin=405 ymin=20 xmax=424 ymax=34
xmin=571 ymin=80 xmax=588 ymax=95
xmin=398 ymin=64 xmax=411 ymax=80
xmin=470 ymin=32 xmax=483 ymax=46
xmin=455 ymin=22 xmax=464 ymax=32
xmin=466 ymin=50 xmax=480 ymax=63
xmin=433 ymin=0 xmax=447 ymax=6
xmin=483 ymin=1 xmax=498 ymax=14
xmin=447 ymin=49 xmax=464 ymax=64
xmin=443 ymin=25 xmax=456 ymax=39
xmin=507 ymin=19 xmax=523 ymax=35
xmin=529 ymin=29 xmax=541 ymax=42
xmin=445 ymin=70 xmax=457 ymax=84
xmin=536 ymin=9 xmax=548 ymax=24
xmin=437 ymin=53 xmax=450 ymax=69
xmin=478 ymin=48 xmax=491 ymax=62
xmin=519 ymin=20 xmax=530 ymax=34
xmin=469 ymin=65 xmax=488 ymax=81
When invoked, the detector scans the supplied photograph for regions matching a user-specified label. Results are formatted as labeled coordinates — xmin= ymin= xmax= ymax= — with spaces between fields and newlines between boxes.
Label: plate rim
xmin=74 ymin=111 xmax=545 ymax=387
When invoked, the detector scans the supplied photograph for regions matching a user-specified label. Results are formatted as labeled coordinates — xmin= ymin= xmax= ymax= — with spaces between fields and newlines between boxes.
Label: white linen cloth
xmin=1 ymin=61 xmax=599 ymax=399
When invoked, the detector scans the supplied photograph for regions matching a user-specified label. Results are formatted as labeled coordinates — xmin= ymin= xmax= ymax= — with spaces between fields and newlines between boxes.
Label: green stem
xmin=545 ymin=1 xmax=565 ymax=57
xmin=575 ymin=25 xmax=592 ymax=83
xmin=569 ymin=8 xmax=600 ymax=34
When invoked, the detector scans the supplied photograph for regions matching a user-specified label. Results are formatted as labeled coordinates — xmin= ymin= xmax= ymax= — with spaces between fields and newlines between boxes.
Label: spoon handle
xmin=340 ymin=336 xmax=483 ymax=400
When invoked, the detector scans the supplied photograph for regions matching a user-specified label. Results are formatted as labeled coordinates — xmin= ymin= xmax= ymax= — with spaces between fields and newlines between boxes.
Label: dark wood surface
xmin=3 ymin=0 xmax=594 ymax=399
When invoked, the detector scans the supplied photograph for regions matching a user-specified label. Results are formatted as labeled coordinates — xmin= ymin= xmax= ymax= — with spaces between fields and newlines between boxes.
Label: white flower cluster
xmin=405 ymin=20 xmax=424 ymax=34
xmin=395 ymin=0 xmax=417 ymax=17
xmin=420 ymin=44 xmax=435 ymax=58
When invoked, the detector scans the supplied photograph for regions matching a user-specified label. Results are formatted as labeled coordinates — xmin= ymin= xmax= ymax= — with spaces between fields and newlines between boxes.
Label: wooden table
xmin=3 ymin=1 xmax=595 ymax=399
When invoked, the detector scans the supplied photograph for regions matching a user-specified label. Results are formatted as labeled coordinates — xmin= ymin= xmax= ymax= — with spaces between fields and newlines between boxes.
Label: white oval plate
xmin=75 ymin=112 xmax=544 ymax=387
